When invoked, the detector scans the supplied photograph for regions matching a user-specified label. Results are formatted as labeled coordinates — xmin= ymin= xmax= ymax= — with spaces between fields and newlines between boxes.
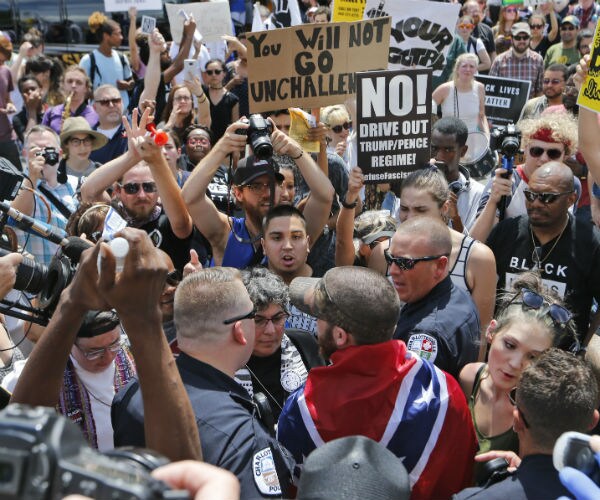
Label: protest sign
xmin=104 ymin=0 xmax=162 ymax=12
xmin=247 ymin=18 xmax=391 ymax=113
xmin=332 ymin=0 xmax=367 ymax=22
xmin=165 ymin=1 xmax=233 ymax=43
xmin=356 ymin=69 xmax=432 ymax=183
xmin=577 ymin=20 xmax=600 ymax=113
xmin=475 ymin=74 xmax=531 ymax=125
xmin=363 ymin=0 xmax=460 ymax=76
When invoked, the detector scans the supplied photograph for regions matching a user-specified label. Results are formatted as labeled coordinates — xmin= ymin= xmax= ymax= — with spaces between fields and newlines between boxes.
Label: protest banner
xmin=104 ymin=0 xmax=162 ymax=11
xmin=247 ymin=17 xmax=391 ymax=113
xmin=363 ymin=0 xmax=460 ymax=76
xmin=577 ymin=19 xmax=600 ymax=113
xmin=332 ymin=0 xmax=367 ymax=22
xmin=356 ymin=69 xmax=432 ymax=183
xmin=475 ymin=74 xmax=531 ymax=125
xmin=165 ymin=1 xmax=233 ymax=43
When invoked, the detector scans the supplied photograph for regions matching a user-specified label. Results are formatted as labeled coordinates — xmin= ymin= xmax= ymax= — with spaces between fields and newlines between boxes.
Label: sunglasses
xmin=561 ymin=25 xmax=576 ymax=30
xmin=120 ymin=182 xmax=158 ymax=195
xmin=509 ymin=288 xmax=573 ymax=326
xmin=458 ymin=23 xmax=474 ymax=29
xmin=523 ymin=189 xmax=573 ymax=204
xmin=95 ymin=97 xmax=122 ymax=106
xmin=505 ymin=7 xmax=518 ymax=13
xmin=513 ymin=34 xmax=530 ymax=41
xmin=165 ymin=269 xmax=182 ymax=287
xmin=223 ymin=307 xmax=257 ymax=325
xmin=530 ymin=23 xmax=544 ymax=29
xmin=543 ymin=78 xmax=564 ymax=85
xmin=330 ymin=121 xmax=351 ymax=134
xmin=528 ymin=146 xmax=563 ymax=160
xmin=508 ymin=388 xmax=530 ymax=428
xmin=384 ymin=249 xmax=448 ymax=271
xmin=254 ymin=312 xmax=289 ymax=328
xmin=206 ymin=69 xmax=223 ymax=76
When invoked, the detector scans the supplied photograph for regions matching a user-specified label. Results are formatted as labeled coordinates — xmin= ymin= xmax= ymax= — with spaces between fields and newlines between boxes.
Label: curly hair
xmin=88 ymin=11 xmax=120 ymax=44
xmin=241 ymin=267 xmax=290 ymax=314
xmin=519 ymin=114 xmax=578 ymax=157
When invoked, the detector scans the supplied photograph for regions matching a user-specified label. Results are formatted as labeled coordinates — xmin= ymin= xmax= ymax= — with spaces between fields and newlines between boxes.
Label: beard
xmin=318 ymin=322 xmax=337 ymax=362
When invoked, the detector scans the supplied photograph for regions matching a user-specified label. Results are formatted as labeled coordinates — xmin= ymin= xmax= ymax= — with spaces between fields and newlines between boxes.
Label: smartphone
xmin=553 ymin=432 xmax=599 ymax=479
xmin=184 ymin=59 xmax=197 ymax=81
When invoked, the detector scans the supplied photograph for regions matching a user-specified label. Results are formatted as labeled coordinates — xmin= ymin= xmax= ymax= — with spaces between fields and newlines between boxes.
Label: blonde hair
xmin=452 ymin=53 xmax=479 ymax=85
xmin=321 ymin=104 xmax=350 ymax=127
xmin=519 ymin=114 xmax=578 ymax=157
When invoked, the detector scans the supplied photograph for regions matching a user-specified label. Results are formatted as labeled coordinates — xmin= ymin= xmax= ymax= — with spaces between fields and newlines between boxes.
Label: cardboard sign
xmin=475 ymin=75 xmax=531 ymax=125
xmin=356 ymin=69 xmax=432 ymax=183
xmin=578 ymin=19 xmax=600 ymax=113
xmin=165 ymin=1 xmax=233 ymax=43
xmin=104 ymin=0 xmax=162 ymax=12
xmin=363 ymin=0 xmax=460 ymax=77
xmin=332 ymin=0 xmax=367 ymax=22
xmin=247 ymin=18 xmax=391 ymax=113
xmin=141 ymin=16 xmax=156 ymax=34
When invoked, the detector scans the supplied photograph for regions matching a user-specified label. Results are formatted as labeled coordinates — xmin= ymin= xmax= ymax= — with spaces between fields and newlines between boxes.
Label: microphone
xmin=0 ymin=201 xmax=67 ymax=246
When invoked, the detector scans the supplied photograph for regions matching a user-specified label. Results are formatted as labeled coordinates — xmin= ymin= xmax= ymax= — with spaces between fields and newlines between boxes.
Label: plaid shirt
xmin=489 ymin=48 xmax=544 ymax=99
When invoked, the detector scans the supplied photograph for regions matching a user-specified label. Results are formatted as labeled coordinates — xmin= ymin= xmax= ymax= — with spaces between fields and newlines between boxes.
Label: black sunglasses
xmin=96 ymin=97 xmax=122 ymax=106
xmin=528 ymin=146 xmax=563 ymax=160
xmin=508 ymin=388 xmax=529 ymax=428
xmin=509 ymin=288 xmax=573 ymax=326
xmin=120 ymin=182 xmax=157 ymax=195
xmin=206 ymin=69 xmax=223 ymax=76
xmin=165 ymin=269 xmax=182 ymax=287
xmin=561 ymin=25 xmax=576 ymax=30
xmin=223 ymin=307 xmax=257 ymax=325
xmin=523 ymin=189 xmax=573 ymax=204
xmin=513 ymin=34 xmax=530 ymax=41
xmin=384 ymin=249 xmax=448 ymax=271
xmin=330 ymin=121 xmax=351 ymax=134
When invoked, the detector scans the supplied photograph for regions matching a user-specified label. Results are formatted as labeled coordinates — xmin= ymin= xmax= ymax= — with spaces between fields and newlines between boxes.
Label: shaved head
xmin=530 ymin=162 xmax=574 ymax=192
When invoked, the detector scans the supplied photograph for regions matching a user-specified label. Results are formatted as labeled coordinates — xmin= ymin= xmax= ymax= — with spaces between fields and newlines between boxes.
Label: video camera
xmin=0 ymin=405 xmax=188 ymax=499
xmin=236 ymin=114 xmax=273 ymax=160
xmin=489 ymin=124 xmax=521 ymax=157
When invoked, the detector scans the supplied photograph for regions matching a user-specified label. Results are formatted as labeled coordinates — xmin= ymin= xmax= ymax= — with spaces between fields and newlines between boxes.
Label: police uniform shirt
xmin=487 ymin=214 xmax=600 ymax=339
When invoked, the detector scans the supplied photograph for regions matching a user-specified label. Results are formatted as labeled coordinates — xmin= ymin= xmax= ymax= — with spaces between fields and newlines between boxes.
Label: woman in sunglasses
xmin=459 ymin=273 xmax=577 ymax=484
xmin=492 ymin=5 xmax=521 ymax=54
xmin=528 ymin=8 xmax=559 ymax=59
xmin=202 ymin=59 xmax=239 ymax=143
xmin=321 ymin=104 xmax=352 ymax=165
xmin=456 ymin=15 xmax=491 ymax=72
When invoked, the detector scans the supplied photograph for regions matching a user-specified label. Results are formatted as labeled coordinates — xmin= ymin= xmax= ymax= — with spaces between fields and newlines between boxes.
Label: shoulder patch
xmin=407 ymin=333 xmax=438 ymax=362
xmin=253 ymin=447 xmax=282 ymax=496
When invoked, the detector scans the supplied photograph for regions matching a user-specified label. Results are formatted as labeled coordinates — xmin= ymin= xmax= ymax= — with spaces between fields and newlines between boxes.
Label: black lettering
xmin=295 ymin=52 xmax=316 ymax=75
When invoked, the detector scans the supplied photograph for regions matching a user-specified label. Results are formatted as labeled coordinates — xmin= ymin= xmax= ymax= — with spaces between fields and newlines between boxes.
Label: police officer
xmin=112 ymin=267 xmax=294 ymax=498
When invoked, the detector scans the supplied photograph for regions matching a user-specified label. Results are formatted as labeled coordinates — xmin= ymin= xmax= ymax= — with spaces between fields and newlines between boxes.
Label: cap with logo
xmin=561 ymin=15 xmax=580 ymax=28
xmin=233 ymin=156 xmax=284 ymax=186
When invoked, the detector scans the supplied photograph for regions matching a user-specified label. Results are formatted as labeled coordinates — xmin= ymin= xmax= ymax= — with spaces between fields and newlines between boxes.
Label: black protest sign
xmin=475 ymin=75 xmax=531 ymax=126
xmin=357 ymin=69 xmax=432 ymax=183
xmin=246 ymin=18 xmax=391 ymax=113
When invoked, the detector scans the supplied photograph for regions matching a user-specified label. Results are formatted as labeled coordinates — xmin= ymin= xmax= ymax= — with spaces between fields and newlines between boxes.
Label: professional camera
xmin=0 ymin=405 xmax=189 ymax=499
xmin=35 ymin=147 xmax=59 ymax=166
xmin=236 ymin=114 xmax=273 ymax=160
xmin=490 ymin=124 xmax=521 ymax=157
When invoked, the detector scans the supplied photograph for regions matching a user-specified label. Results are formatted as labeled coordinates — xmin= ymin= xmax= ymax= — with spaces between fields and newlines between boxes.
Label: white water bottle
xmin=97 ymin=237 xmax=130 ymax=273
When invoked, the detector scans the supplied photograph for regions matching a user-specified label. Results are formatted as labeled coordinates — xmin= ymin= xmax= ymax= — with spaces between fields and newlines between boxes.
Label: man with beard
xmin=545 ymin=16 xmax=581 ymax=68
xmin=520 ymin=64 xmax=568 ymax=121
xmin=90 ymin=84 xmax=128 ymax=164
xmin=277 ymin=266 xmax=477 ymax=500
xmin=181 ymin=120 xmax=334 ymax=268
xmin=486 ymin=162 xmax=600 ymax=344
xmin=490 ymin=23 xmax=544 ymax=98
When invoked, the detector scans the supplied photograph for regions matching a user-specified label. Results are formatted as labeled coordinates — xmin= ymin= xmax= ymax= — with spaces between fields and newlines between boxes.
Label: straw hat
xmin=60 ymin=117 xmax=108 ymax=151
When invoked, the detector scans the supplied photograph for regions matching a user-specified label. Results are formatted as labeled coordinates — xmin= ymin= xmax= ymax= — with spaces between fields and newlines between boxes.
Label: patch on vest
xmin=254 ymin=447 xmax=281 ymax=495
xmin=281 ymin=370 xmax=302 ymax=393
xmin=407 ymin=334 xmax=438 ymax=362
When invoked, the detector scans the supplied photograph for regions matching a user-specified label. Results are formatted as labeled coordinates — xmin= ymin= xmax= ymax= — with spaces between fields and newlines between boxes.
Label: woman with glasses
xmin=456 ymin=15 xmax=492 ymax=72
xmin=458 ymin=273 xmax=577 ymax=484
xmin=528 ymin=7 xmax=559 ymax=58
xmin=492 ymin=5 xmax=522 ymax=54
xmin=202 ymin=59 xmax=239 ymax=143
xmin=235 ymin=267 xmax=324 ymax=429
xmin=159 ymin=85 xmax=199 ymax=145
xmin=59 ymin=117 xmax=107 ymax=183
xmin=321 ymin=104 xmax=352 ymax=165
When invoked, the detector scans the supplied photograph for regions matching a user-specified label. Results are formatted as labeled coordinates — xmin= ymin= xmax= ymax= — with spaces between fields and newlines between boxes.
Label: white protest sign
xmin=104 ymin=0 xmax=162 ymax=12
xmin=165 ymin=1 xmax=233 ymax=42
xmin=363 ymin=0 xmax=460 ymax=76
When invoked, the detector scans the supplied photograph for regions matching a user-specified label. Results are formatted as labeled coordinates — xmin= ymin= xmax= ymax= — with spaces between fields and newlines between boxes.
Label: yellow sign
xmin=332 ymin=0 xmax=367 ymax=22
xmin=578 ymin=20 xmax=600 ymax=112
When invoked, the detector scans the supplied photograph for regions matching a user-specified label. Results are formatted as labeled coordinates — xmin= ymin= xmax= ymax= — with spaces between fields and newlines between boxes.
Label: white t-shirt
xmin=80 ymin=49 xmax=133 ymax=109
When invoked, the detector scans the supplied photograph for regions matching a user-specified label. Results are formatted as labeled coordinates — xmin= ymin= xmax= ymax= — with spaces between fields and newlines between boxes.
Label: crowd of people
xmin=1 ymin=0 xmax=600 ymax=498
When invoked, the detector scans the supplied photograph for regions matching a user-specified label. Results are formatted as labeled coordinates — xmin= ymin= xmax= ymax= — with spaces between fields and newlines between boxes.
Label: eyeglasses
xmin=384 ymin=249 xmax=448 ymax=271
xmin=543 ymin=78 xmax=564 ymax=85
xmin=242 ymin=182 xmax=280 ymax=193
xmin=365 ymin=238 xmax=389 ymax=250
xmin=528 ymin=146 xmax=563 ymax=160
xmin=165 ymin=269 xmax=182 ymax=287
xmin=509 ymin=288 xmax=573 ymax=327
xmin=120 ymin=182 xmax=158 ymax=195
xmin=508 ymin=388 xmax=530 ymax=428
xmin=330 ymin=121 xmax=351 ymax=134
xmin=69 ymin=137 xmax=93 ymax=146
xmin=561 ymin=25 xmax=576 ymax=31
xmin=513 ymin=34 xmax=530 ymax=41
xmin=187 ymin=136 xmax=210 ymax=146
xmin=75 ymin=338 xmax=123 ymax=360
xmin=96 ymin=97 xmax=122 ymax=106
xmin=206 ymin=69 xmax=223 ymax=76
xmin=458 ymin=23 xmax=474 ymax=29
xmin=254 ymin=312 xmax=289 ymax=328
xmin=174 ymin=95 xmax=191 ymax=102
xmin=530 ymin=24 xmax=544 ymax=29
xmin=523 ymin=189 xmax=574 ymax=204
xmin=505 ymin=7 xmax=518 ymax=13
xmin=223 ymin=307 xmax=257 ymax=325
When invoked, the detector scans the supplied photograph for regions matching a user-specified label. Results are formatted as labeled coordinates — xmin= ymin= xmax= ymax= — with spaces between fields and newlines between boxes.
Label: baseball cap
xmin=561 ymin=15 xmax=580 ymax=28
xmin=297 ymin=436 xmax=411 ymax=500
xmin=511 ymin=22 xmax=531 ymax=37
xmin=77 ymin=310 xmax=120 ymax=338
xmin=233 ymin=156 xmax=284 ymax=186
xmin=289 ymin=267 xmax=400 ymax=341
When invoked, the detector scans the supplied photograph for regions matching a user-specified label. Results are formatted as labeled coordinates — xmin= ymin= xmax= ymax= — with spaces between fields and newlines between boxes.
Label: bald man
xmin=487 ymin=162 xmax=600 ymax=344
xmin=390 ymin=217 xmax=480 ymax=378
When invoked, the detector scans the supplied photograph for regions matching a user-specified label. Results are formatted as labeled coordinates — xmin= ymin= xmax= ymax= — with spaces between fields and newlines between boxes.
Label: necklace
xmin=530 ymin=217 xmax=569 ymax=268
xmin=245 ymin=364 xmax=283 ymax=411
xmin=79 ymin=379 xmax=113 ymax=407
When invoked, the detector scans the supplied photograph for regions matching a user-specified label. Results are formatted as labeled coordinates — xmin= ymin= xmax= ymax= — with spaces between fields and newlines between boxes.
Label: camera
xmin=35 ymin=147 xmax=59 ymax=166
xmin=0 ymin=405 xmax=189 ymax=499
xmin=554 ymin=431 xmax=600 ymax=483
xmin=236 ymin=114 xmax=273 ymax=160
xmin=490 ymin=124 xmax=521 ymax=157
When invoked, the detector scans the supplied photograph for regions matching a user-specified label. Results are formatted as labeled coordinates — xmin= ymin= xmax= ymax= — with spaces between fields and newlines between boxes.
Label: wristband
xmin=290 ymin=150 xmax=304 ymax=160
xmin=341 ymin=197 xmax=358 ymax=209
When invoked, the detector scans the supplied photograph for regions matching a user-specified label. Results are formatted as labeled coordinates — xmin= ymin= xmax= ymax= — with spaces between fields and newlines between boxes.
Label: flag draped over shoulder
xmin=277 ymin=340 xmax=477 ymax=499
